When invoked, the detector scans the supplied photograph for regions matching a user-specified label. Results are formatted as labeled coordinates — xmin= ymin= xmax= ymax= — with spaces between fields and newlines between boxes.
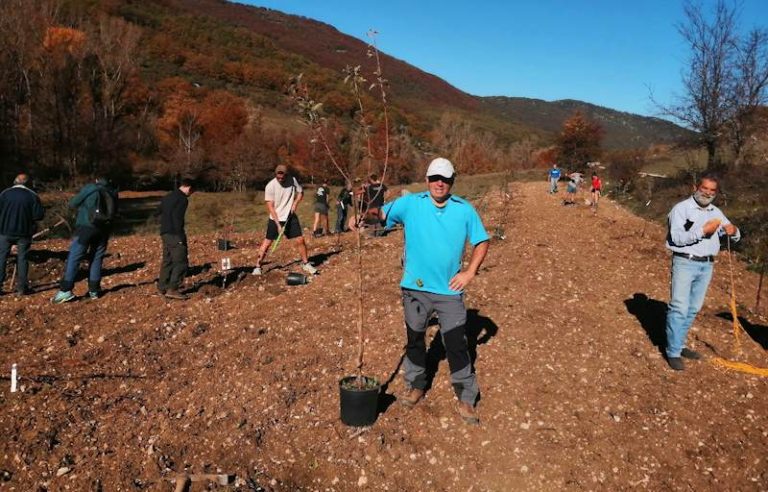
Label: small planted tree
xmin=288 ymin=30 xmax=390 ymax=425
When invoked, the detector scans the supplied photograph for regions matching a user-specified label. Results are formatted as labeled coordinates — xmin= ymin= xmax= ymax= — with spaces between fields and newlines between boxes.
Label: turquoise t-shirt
xmin=383 ymin=192 xmax=489 ymax=295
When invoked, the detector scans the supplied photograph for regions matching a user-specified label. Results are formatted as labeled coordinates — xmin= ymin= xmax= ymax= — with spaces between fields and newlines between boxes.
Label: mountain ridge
xmin=177 ymin=0 xmax=690 ymax=149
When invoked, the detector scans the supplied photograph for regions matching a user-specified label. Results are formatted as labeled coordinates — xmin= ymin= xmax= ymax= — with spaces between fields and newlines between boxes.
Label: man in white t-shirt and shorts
xmin=252 ymin=165 xmax=317 ymax=276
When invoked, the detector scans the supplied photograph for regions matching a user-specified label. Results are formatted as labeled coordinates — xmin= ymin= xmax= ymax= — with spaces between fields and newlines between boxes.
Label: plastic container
xmin=286 ymin=273 xmax=310 ymax=285
xmin=339 ymin=376 xmax=380 ymax=427
xmin=217 ymin=239 xmax=231 ymax=251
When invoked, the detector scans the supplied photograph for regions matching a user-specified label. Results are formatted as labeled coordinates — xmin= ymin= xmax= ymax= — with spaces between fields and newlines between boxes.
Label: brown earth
xmin=0 ymin=181 xmax=766 ymax=491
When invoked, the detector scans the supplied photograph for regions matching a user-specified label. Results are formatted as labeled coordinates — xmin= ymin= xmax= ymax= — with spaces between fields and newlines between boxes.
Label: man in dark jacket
xmin=157 ymin=178 xmax=194 ymax=300
xmin=0 ymin=174 xmax=45 ymax=295
xmin=52 ymin=177 xmax=118 ymax=303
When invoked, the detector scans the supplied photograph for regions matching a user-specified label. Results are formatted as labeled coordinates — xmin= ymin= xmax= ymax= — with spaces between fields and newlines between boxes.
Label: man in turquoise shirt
xmin=382 ymin=157 xmax=489 ymax=425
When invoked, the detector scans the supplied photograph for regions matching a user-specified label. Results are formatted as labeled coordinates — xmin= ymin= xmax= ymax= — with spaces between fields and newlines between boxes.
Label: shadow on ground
xmin=625 ymin=293 xmax=667 ymax=355
xmin=377 ymin=352 xmax=406 ymax=416
xmin=716 ymin=312 xmax=768 ymax=350
xmin=423 ymin=308 xmax=499 ymax=401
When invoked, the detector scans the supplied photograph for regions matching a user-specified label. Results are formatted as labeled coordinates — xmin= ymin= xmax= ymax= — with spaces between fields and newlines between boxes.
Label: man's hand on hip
xmin=449 ymin=271 xmax=476 ymax=292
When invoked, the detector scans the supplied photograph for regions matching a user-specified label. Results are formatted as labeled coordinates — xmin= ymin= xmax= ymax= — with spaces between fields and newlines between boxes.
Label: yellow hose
xmin=708 ymin=238 xmax=768 ymax=377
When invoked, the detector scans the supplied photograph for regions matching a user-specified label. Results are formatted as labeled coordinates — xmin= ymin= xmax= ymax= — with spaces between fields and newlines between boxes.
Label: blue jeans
xmin=665 ymin=256 xmax=713 ymax=358
xmin=0 ymin=235 xmax=31 ymax=292
xmin=60 ymin=226 xmax=109 ymax=292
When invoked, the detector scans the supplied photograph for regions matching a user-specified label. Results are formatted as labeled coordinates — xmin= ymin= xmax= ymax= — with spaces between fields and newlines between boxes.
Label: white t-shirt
xmin=264 ymin=176 xmax=302 ymax=221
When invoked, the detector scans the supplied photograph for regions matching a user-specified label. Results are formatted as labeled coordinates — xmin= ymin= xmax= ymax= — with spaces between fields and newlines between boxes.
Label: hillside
xmin=482 ymin=96 xmax=695 ymax=149
xmin=119 ymin=0 xmax=688 ymax=148
xmin=0 ymin=0 xmax=694 ymax=189
xmin=0 ymin=182 xmax=765 ymax=489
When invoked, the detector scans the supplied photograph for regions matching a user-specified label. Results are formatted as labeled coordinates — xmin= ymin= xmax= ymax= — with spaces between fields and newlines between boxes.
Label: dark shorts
xmin=266 ymin=215 xmax=302 ymax=240
xmin=313 ymin=202 xmax=329 ymax=215
xmin=591 ymin=188 xmax=602 ymax=194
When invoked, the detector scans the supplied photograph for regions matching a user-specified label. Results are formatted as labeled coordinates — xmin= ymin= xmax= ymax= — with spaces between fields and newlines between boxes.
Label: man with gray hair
xmin=665 ymin=173 xmax=740 ymax=371
xmin=0 ymin=174 xmax=45 ymax=295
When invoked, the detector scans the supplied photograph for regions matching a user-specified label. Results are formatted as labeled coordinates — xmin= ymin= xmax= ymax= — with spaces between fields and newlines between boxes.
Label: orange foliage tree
xmin=555 ymin=111 xmax=603 ymax=169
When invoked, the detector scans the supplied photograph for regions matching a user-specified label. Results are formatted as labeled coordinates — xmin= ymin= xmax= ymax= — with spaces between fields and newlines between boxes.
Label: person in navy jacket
xmin=0 ymin=174 xmax=45 ymax=295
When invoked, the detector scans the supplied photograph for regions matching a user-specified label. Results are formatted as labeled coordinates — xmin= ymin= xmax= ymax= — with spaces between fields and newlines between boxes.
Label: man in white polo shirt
xmin=382 ymin=157 xmax=489 ymax=425
xmin=252 ymin=165 xmax=317 ymax=276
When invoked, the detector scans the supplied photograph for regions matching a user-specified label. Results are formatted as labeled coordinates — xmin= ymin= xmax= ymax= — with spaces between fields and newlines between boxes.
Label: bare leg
xmin=312 ymin=212 xmax=320 ymax=233
xmin=322 ymin=214 xmax=330 ymax=234
xmin=296 ymin=237 xmax=310 ymax=263
xmin=255 ymin=238 xmax=273 ymax=267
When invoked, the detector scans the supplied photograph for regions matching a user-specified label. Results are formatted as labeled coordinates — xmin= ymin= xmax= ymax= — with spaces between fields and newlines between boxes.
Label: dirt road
xmin=0 ymin=182 xmax=765 ymax=490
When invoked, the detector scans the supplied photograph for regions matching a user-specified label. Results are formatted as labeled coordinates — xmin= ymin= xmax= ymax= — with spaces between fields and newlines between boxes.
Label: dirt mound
xmin=1 ymin=182 xmax=766 ymax=490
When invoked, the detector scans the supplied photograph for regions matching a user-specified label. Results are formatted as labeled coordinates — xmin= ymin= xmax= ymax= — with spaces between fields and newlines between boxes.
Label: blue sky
xmin=238 ymin=1 xmax=768 ymax=118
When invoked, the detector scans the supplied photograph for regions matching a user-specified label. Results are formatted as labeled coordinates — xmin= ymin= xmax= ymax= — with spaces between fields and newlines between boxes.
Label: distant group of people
xmin=547 ymin=163 xmax=602 ymax=211
xmin=310 ymin=174 xmax=390 ymax=237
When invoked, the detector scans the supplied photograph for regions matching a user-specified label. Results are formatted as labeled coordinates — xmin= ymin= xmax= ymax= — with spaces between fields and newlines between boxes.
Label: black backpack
xmin=89 ymin=188 xmax=116 ymax=226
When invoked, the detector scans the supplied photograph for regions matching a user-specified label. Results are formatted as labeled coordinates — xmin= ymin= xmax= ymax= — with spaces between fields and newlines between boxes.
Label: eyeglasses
xmin=428 ymin=175 xmax=454 ymax=184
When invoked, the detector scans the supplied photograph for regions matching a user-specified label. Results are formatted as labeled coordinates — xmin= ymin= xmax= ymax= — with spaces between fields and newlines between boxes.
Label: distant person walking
xmin=382 ymin=157 xmax=489 ymax=425
xmin=52 ymin=177 xmax=118 ymax=303
xmin=157 ymin=178 xmax=194 ymax=300
xmin=564 ymin=171 xmax=583 ymax=205
xmin=590 ymin=172 xmax=603 ymax=212
xmin=335 ymin=181 xmax=353 ymax=233
xmin=664 ymin=174 xmax=740 ymax=371
xmin=252 ymin=165 xmax=317 ymax=276
xmin=548 ymin=164 xmax=562 ymax=193
xmin=312 ymin=181 xmax=330 ymax=237
xmin=0 ymin=174 xmax=45 ymax=296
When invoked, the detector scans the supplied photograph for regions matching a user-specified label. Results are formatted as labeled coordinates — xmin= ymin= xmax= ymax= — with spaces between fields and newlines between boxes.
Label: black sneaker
xmin=681 ymin=348 xmax=702 ymax=360
xmin=667 ymin=357 xmax=685 ymax=371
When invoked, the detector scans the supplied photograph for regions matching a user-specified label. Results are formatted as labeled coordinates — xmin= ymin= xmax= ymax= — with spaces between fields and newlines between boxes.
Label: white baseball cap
xmin=426 ymin=157 xmax=455 ymax=178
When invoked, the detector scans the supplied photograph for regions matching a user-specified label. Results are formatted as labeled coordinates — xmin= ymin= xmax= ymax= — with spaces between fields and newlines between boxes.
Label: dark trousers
xmin=158 ymin=234 xmax=188 ymax=291
xmin=60 ymin=226 xmax=109 ymax=293
xmin=0 ymin=235 xmax=31 ymax=292
xmin=335 ymin=205 xmax=348 ymax=233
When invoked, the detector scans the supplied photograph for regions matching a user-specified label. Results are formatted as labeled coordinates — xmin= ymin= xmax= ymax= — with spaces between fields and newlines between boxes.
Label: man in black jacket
xmin=0 ymin=174 xmax=45 ymax=295
xmin=157 ymin=178 xmax=194 ymax=300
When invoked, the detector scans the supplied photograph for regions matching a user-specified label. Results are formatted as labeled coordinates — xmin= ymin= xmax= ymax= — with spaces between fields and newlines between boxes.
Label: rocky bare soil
xmin=1 ymin=181 xmax=766 ymax=491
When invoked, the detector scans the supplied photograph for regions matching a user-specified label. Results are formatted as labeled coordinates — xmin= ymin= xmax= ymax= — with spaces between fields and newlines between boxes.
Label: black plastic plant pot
xmin=286 ymin=273 xmax=309 ymax=285
xmin=339 ymin=376 xmax=381 ymax=427
xmin=217 ymin=239 xmax=231 ymax=251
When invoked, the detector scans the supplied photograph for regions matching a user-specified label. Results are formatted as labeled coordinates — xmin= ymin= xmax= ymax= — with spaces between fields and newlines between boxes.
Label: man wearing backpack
xmin=52 ymin=177 xmax=118 ymax=303
xmin=0 ymin=174 xmax=45 ymax=295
